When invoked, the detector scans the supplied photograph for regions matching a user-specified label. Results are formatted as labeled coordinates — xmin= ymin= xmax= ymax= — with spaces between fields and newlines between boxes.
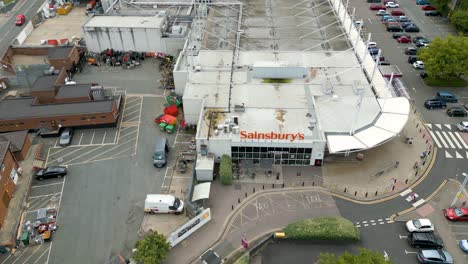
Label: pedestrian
xmin=462 ymin=201 xmax=467 ymax=207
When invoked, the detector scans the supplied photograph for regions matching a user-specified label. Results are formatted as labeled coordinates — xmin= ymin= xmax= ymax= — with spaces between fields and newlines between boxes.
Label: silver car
xmin=457 ymin=121 xmax=468 ymax=132
xmin=417 ymin=249 xmax=453 ymax=264
xmin=59 ymin=128 xmax=73 ymax=146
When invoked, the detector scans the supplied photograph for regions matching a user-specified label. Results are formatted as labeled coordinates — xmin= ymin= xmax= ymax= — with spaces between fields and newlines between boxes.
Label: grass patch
xmin=1 ymin=0 xmax=16 ymax=6
xmin=233 ymin=253 xmax=249 ymax=264
xmin=424 ymin=77 xmax=468 ymax=87
xmin=283 ymin=216 xmax=360 ymax=241
xmin=262 ymin=78 xmax=292 ymax=83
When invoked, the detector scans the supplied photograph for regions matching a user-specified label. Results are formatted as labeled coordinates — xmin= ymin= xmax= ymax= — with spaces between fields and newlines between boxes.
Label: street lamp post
xmin=450 ymin=173 xmax=468 ymax=208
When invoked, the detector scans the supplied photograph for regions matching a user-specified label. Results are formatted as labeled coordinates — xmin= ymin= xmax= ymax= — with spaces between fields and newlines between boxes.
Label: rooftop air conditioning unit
xmin=223 ymin=124 xmax=230 ymax=133
xmin=194 ymin=66 xmax=202 ymax=72
xmin=232 ymin=126 xmax=239 ymax=134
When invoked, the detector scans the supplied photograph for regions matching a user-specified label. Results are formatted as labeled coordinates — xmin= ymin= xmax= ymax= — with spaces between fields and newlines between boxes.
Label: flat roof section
xmin=48 ymin=47 xmax=73 ymax=60
xmin=83 ymin=15 xmax=166 ymax=29
xmin=0 ymin=141 xmax=9 ymax=164
xmin=32 ymin=75 xmax=58 ymax=92
xmin=0 ymin=130 xmax=28 ymax=152
xmin=55 ymin=84 xmax=91 ymax=99
xmin=0 ymin=98 xmax=115 ymax=120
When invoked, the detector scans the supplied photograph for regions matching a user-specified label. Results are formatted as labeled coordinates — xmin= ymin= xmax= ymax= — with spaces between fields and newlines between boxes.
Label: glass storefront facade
xmin=231 ymin=146 xmax=312 ymax=166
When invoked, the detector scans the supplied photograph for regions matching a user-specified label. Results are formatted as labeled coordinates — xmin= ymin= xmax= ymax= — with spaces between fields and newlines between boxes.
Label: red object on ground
xmin=443 ymin=208 xmax=468 ymax=221
xmin=155 ymin=114 xmax=177 ymax=125
xmin=397 ymin=36 xmax=411 ymax=43
xmin=422 ymin=5 xmax=436 ymax=10
xmin=47 ymin=39 xmax=59 ymax=46
xmin=15 ymin=14 xmax=25 ymax=26
xmin=164 ymin=105 xmax=179 ymax=117
xmin=60 ymin=38 xmax=69 ymax=45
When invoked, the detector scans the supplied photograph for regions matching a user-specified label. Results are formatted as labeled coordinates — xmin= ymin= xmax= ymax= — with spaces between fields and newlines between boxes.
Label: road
xmin=0 ymin=0 xmax=45 ymax=56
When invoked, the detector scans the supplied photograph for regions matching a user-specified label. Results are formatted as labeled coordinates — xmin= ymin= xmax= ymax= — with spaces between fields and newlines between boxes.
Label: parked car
xmin=408 ymin=232 xmax=444 ymax=249
xmin=413 ymin=36 xmax=429 ymax=44
xmin=405 ymin=25 xmax=421 ymax=32
xmin=380 ymin=15 xmax=393 ymax=22
xmin=379 ymin=61 xmax=391 ymax=65
xmin=15 ymin=14 xmax=25 ymax=26
xmin=425 ymin=10 xmax=442 ymax=16
xmin=367 ymin=0 xmax=381 ymax=2
xmin=417 ymin=250 xmax=453 ymax=264
xmin=372 ymin=55 xmax=385 ymax=61
xmin=413 ymin=61 xmax=425 ymax=69
xmin=447 ymin=107 xmax=468 ymax=117
xmin=405 ymin=47 xmax=418 ymax=55
xmin=376 ymin=10 xmax=389 ymax=16
xmin=385 ymin=2 xmax=399 ymax=8
xmin=420 ymin=71 xmax=428 ymax=78
xmin=383 ymin=18 xmax=397 ymax=24
xmin=424 ymin=99 xmax=447 ymax=110
xmin=406 ymin=219 xmax=434 ymax=232
xmin=459 ymin=240 xmax=468 ymax=253
xmin=436 ymin=91 xmax=458 ymax=103
xmin=408 ymin=55 xmax=419 ymax=63
xmin=397 ymin=36 xmax=412 ymax=43
xmin=401 ymin=22 xmax=413 ymax=28
xmin=422 ymin=5 xmax=436 ymax=11
xmin=444 ymin=207 xmax=468 ymax=221
xmin=416 ymin=41 xmax=429 ymax=47
xmin=59 ymin=127 xmax=73 ymax=146
xmin=36 ymin=166 xmax=68 ymax=180
xmin=393 ymin=32 xmax=411 ymax=39
xmin=383 ymin=0 xmax=396 ymax=4
xmin=369 ymin=48 xmax=380 ymax=55
xmin=370 ymin=5 xmax=386 ymax=10
xmin=367 ymin=41 xmax=378 ymax=48
xmin=391 ymin=10 xmax=405 ymax=16
xmin=416 ymin=0 xmax=429 ymax=5
xmin=397 ymin=16 xmax=411 ymax=22
xmin=456 ymin=122 xmax=468 ymax=132
xmin=387 ymin=24 xmax=403 ymax=32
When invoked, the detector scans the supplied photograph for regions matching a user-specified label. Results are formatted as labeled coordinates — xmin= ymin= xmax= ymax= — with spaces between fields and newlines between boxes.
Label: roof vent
xmin=234 ymin=104 xmax=245 ymax=112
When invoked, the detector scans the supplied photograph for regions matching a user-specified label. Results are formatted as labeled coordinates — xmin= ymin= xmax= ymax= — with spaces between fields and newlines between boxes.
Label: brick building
xmin=0 ymin=131 xmax=32 ymax=161
xmin=0 ymin=142 xmax=19 ymax=229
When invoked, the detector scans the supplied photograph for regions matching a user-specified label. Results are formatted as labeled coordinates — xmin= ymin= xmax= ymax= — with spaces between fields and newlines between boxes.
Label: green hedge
xmin=424 ymin=77 xmax=468 ymax=87
xmin=283 ymin=217 xmax=360 ymax=241
xmin=220 ymin=154 xmax=232 ymax=185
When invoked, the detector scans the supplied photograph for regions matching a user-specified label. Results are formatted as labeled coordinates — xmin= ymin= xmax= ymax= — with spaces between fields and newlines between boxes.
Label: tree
xmin=417 ymin=35 xmax=468 ymax=80
xmin=450 ymin=9 xmax=468 ymax=32
xmin=133 ymin=231 xmax=171 ymax=264
xmin=317 ymin=248 xmax=393 ymax=264
xmin=220 ymin=154 xmax=233 ymax=185
xmin=431 ymin=0 xmax=450 ymax=16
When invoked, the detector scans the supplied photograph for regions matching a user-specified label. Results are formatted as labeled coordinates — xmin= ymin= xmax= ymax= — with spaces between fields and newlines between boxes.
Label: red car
xmin=15 ymin=14 xmax=25 ymax=26
xmin=391 ymin=10 xmax=405 ymax=16
xmin=444 ymin=208 xmax=468 ymax=221
xmin=370 ymin=5 xmax=386 ymax=10
xmin=397 ymin=36 xmax=411 ymax=43
xmin=422 ymin=5 xmax=436 ymax=11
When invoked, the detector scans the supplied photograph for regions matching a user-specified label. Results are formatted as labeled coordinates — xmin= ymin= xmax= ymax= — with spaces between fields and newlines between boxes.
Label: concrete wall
xmin=48 ymin=46 xmax=80 ymax=70
xmin=182 ymin=97 xmax=203 ymax=124
xmin=0 ymin=147 xmax=18 ymax=228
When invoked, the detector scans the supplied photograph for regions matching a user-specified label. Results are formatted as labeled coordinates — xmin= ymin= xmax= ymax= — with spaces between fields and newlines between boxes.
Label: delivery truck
xmin=144 ymin=194 xmax=184 ymax=214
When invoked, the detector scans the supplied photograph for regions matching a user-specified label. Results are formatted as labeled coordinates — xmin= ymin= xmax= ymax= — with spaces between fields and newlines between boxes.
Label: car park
xmin=422 ymin=5 xmax=437 ymax=11
xmin=424 ymin=99 xmax=447 ymax=110
xmin=425 ymin=10 xmax=442 ymax=16
xmin=416 ymin=250 xmax=453 ymax=264
xmin=406 ymin=219 xmax=434 ymax=232
xmin=436 ymin=91 xmax=458 ymax=103
xmin=397 ymin=36 xmax=411 ymax=43
xmin=370 ymin=5 xmax=386 ymax=10
xmin=408 ymin=232 xmax=444 ymax=249
xmin=447 ymin=107 xmax=468 ymax=117
xmin=387 ymin=24 xmax=403 ymax=32
xmin=36 ymin=166 xmax=68 ymax=180
xmin=413 ymin=61 xmax=425 ymax=69
xmin=385 ymin=2 xmax=399 ymax=8
xmin=405 ymin=47 xmax=418 ymax=55
xmin=459 ymin=240 xmax=468 ymax=253
xmin=59 ymin=127 xmax=73 ymax=146
xmin=416 ymin=0 xmax=429 ymax=5
xmin=391 ymin=10 xmax=405 ymax=16
xmin=376 ymin=10 xmax=390 ymax=16
xmin=443 ymin=207 xmax=468 ymax=221
xmin=408 ymin=55 xmax=419 ymax=63
xmin=420 ymin=71 xmax=428 ymax=78
xmin=456 ymin=122 xmax=468 ymax=132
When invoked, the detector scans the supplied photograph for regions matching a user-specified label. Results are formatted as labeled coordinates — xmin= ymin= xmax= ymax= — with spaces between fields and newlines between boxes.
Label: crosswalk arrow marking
xmin=455 ymin=151 xmax=463 ymax=159
xmin=435 ymin=124 xmax=442 ymax=130
xmin=444 ymin=124 xmax=451 ymax=130
xmin=445 ymin=151 xmax=453 ymax=158
xmin=426 ymin=123 xmax=432 ymax=129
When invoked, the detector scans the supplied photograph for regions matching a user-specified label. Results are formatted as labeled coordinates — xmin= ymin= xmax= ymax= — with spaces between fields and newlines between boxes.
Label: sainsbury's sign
xmin=240 ymin=131 xmax=305 ymax=142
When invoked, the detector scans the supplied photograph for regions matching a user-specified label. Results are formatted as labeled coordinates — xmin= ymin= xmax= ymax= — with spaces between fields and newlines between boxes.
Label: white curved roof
xmin=327 ymin=97 xmax=410 ymax=153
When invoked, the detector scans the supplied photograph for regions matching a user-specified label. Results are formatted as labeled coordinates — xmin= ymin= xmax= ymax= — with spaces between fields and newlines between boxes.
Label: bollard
xmin=253 ymin=187 xmax=255 ymax=193
xmin=405 ymin=179 xmax=409 ymax=184
xmin=392 ymin=185 xmax=395 ymax=191
xmin=394 ymin=179 xmax=397 ymax=184
xmin=344 ymin=188 xmax=347 ymax=193
xmin=365 ymin=192 xmax=368 ymax=197
xmin=232 ymin=205 xmax=234 ymax=210
xmin=282 ymin=183 xmax=285 ymax=188
xmin=422 ymin=160 xmax=426 ymax=166
xmin=416 ymin=123 xmax=419 ymax=128
xmin=262 ymin=185 xmax=265 ymax=190
xmin=302 ymin=182 xmax=305 ymax=187
xmin=426 ymin=139 xmax=429 ymax=144
xmin=423 ymin=134 xmax=425 ymax=139
xmin=312 ymin=181 xmax=315 ymax=186
xmin=245 ymin=192 xmax=247 ymax=198
xmin=272 ymin=184 xmax=275 ymax=189
xmin=375 ymin=191 xmax=378 ymax=196
xmin=354 ymin=191 xmax=357 ymax=196
xmin=419 ymin=128 xmax=422 ymax=133
xmin=238 ymin=198 xmax=240 ymax=204
xmin=415 ymin=170 xmax=418 ymax=176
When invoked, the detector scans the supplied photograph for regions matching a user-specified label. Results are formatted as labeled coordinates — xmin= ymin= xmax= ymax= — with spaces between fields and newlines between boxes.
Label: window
xmin=232 ymin=147 xmax=239 ymax=152
xmin=81 ymin=118 xmax=87 ymax=120
xmin=60 ymin=119 xmax=66 ymax=122
xmin=100 ymin=116 xmax=107 ymax=119
xmin=253 ymin=147 xmax=260 ymax=152
xmin=91 ymin=117 xmax=96 ymax=120
xmin=1 ymin=164 xmax=5 ymax=171
xmin=246 ymin=147 xmax=252 ymax=152
xmin=40 ymin=121 xmax=46 ymax=124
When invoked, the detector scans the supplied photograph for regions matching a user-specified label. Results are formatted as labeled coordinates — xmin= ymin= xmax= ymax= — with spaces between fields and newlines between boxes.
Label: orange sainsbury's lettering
xmin=240 ymin=131 xmax=305 ymax=142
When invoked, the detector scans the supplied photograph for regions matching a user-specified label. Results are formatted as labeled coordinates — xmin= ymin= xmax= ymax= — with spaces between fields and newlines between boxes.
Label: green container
xmin=21 ymin=231 xmax=29 ymax=246
xmin=166 ymin=125 xmax=175 ymax=134
xmin=159 ymin=123 xmax=167 ymax=131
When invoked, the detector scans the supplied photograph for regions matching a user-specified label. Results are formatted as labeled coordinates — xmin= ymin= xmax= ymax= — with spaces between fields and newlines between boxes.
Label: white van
xmin=144 ymin=194 xmax=184 ymax=215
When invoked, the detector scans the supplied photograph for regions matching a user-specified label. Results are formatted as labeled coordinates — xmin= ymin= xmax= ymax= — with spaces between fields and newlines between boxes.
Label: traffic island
xmin=282 ymin=216 xmax=360 ymax=241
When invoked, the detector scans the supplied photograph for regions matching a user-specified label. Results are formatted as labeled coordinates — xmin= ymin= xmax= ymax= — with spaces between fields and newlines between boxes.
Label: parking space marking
xmin=78 ymin=132 xmax=84 ymax=145
xmin=29 ymin=192 xmax=62 ymax=199
xmin=35 ymin=248 xmax=50 ymax=264
xmin=18 ymin=241 xmax=45 ymax=264
xmin=57 ymin=145 xmax=106 ymax=166
xmin=31 ymin=182 xmax=63 ymax=188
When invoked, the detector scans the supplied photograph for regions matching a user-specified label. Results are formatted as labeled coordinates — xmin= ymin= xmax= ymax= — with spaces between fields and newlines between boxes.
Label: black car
xmin=420 ymin=71 xmax=428 ymax=78
xmin=393 ymin=32 xmax=411 ymax=39
xmin=378 ymin=61 xmax=391 ymax=65
xmin=415 ymin=41 xmax=429 ymax=47
xmin=367 ymin=0 xmax=381 ymax=2
xmin=425 ymin=10 xmax=442 ymax=16
xmin=405 ymin=47 xmax=418 ymax=55
xmin=369 ymin=48 xmax=380 ymax=55
xmin=387 ymin=25 xmax=403 ymax=32
xmin=36 ymin=166 xmax=68 ymax=180
xmin=408 ymin=232 xmax=444 ymax=249
xmin=447 ymin=107 xmax=468 ymax=117
xmin=408 ymin=55 xmax=418 ymax=63
xmin=405 ymin=26 xmax=420 ymax=32
xmin=413 ymin=36 xmax=429 ymax=44
xmin=424 ymin=99 xmax=447 ymax=110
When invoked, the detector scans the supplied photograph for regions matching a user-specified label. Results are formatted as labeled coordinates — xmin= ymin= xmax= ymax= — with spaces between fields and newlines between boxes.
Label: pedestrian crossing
xmin=427 ymin=124 xmax=468 ymax=159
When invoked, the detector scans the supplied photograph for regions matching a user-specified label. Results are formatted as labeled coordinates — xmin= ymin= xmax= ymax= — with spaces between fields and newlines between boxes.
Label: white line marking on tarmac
xmin=31 ymin=182 xmax=63 ymax=188
xmin=429 ymin=131 xmax=442 ymax=148
xmin=364 ymin=224 xmax=369 ymax=226
xmin=400 ymin=189 xmax=413 ymax=196
xmin=29 ymin=192 xmax=62 ymax=199
xmin=20 ymin=243 xmax=44 ymax=264
xmin=435 ymin=131 xmax=449 ymax=148
xmin=399 ymin=235 xmax=408 ymax=239
xmin=442 ymin=132 xmax=455 ymax=148
xmin=405 ymin=250 xmax=417 ymax=254
xmin=102 ymin=131 xmax=107 ymax=144
xmin=444 ymin=124 xmax=451 ymax=129
xmin=435 ymin=124 xmax=442 ymax=130
xmin=35 ymin=247 xmax=50 ymax=264
xmin=78 ymin=132 xmax=84 ymax=145
xmin=370 ymin=220 xmax=375 ymax=222
xmin=455 ymin=133 xmax=468 ymax=148
xmin=448 ymin=132 xmax=462 ymax=149
xmin=372 ymin=223 xmax=376 ymax=225
xmin=412 ymin=199 xmax=425 ymax=208
xmin=380 ymin=222 xmax=385 ymax=224
xmin=60 ymin=145 xmax=107 ymax=166
xmin=445 ymin=150 xmax=453 ymax=159
xmin=455 ymin=151 xmax=463 ymax=159
xmin=90 ymin=132 xmax=95 ymax=145
xmin=426 ymin=124 xmax=432 ymax=129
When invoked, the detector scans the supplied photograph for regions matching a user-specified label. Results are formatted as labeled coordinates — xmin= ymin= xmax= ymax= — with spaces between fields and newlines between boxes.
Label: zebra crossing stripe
xmin=429 ymin=131 xmax=442 ymax=148
xmin=455 ymin=151 xmax=463 ymax=159
xmin=426 ymin=124 xmax=432 ymax=129
xmin=435 ymin=131 xmax=449 ymax=148
xmin=441 ymin=132 xmax=455 ymax=148
xmin=434 ymin=124 xmax=442 ymax=130
xmin=455 ymin=133 xmax=468 ymax=149
xmin=445 ymin=151 xmax=453 ymax=158
xmin=444 ymin=124 xmax=451 ymax=129
xmin=448 ymin=132 xmax=462 ymax=149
